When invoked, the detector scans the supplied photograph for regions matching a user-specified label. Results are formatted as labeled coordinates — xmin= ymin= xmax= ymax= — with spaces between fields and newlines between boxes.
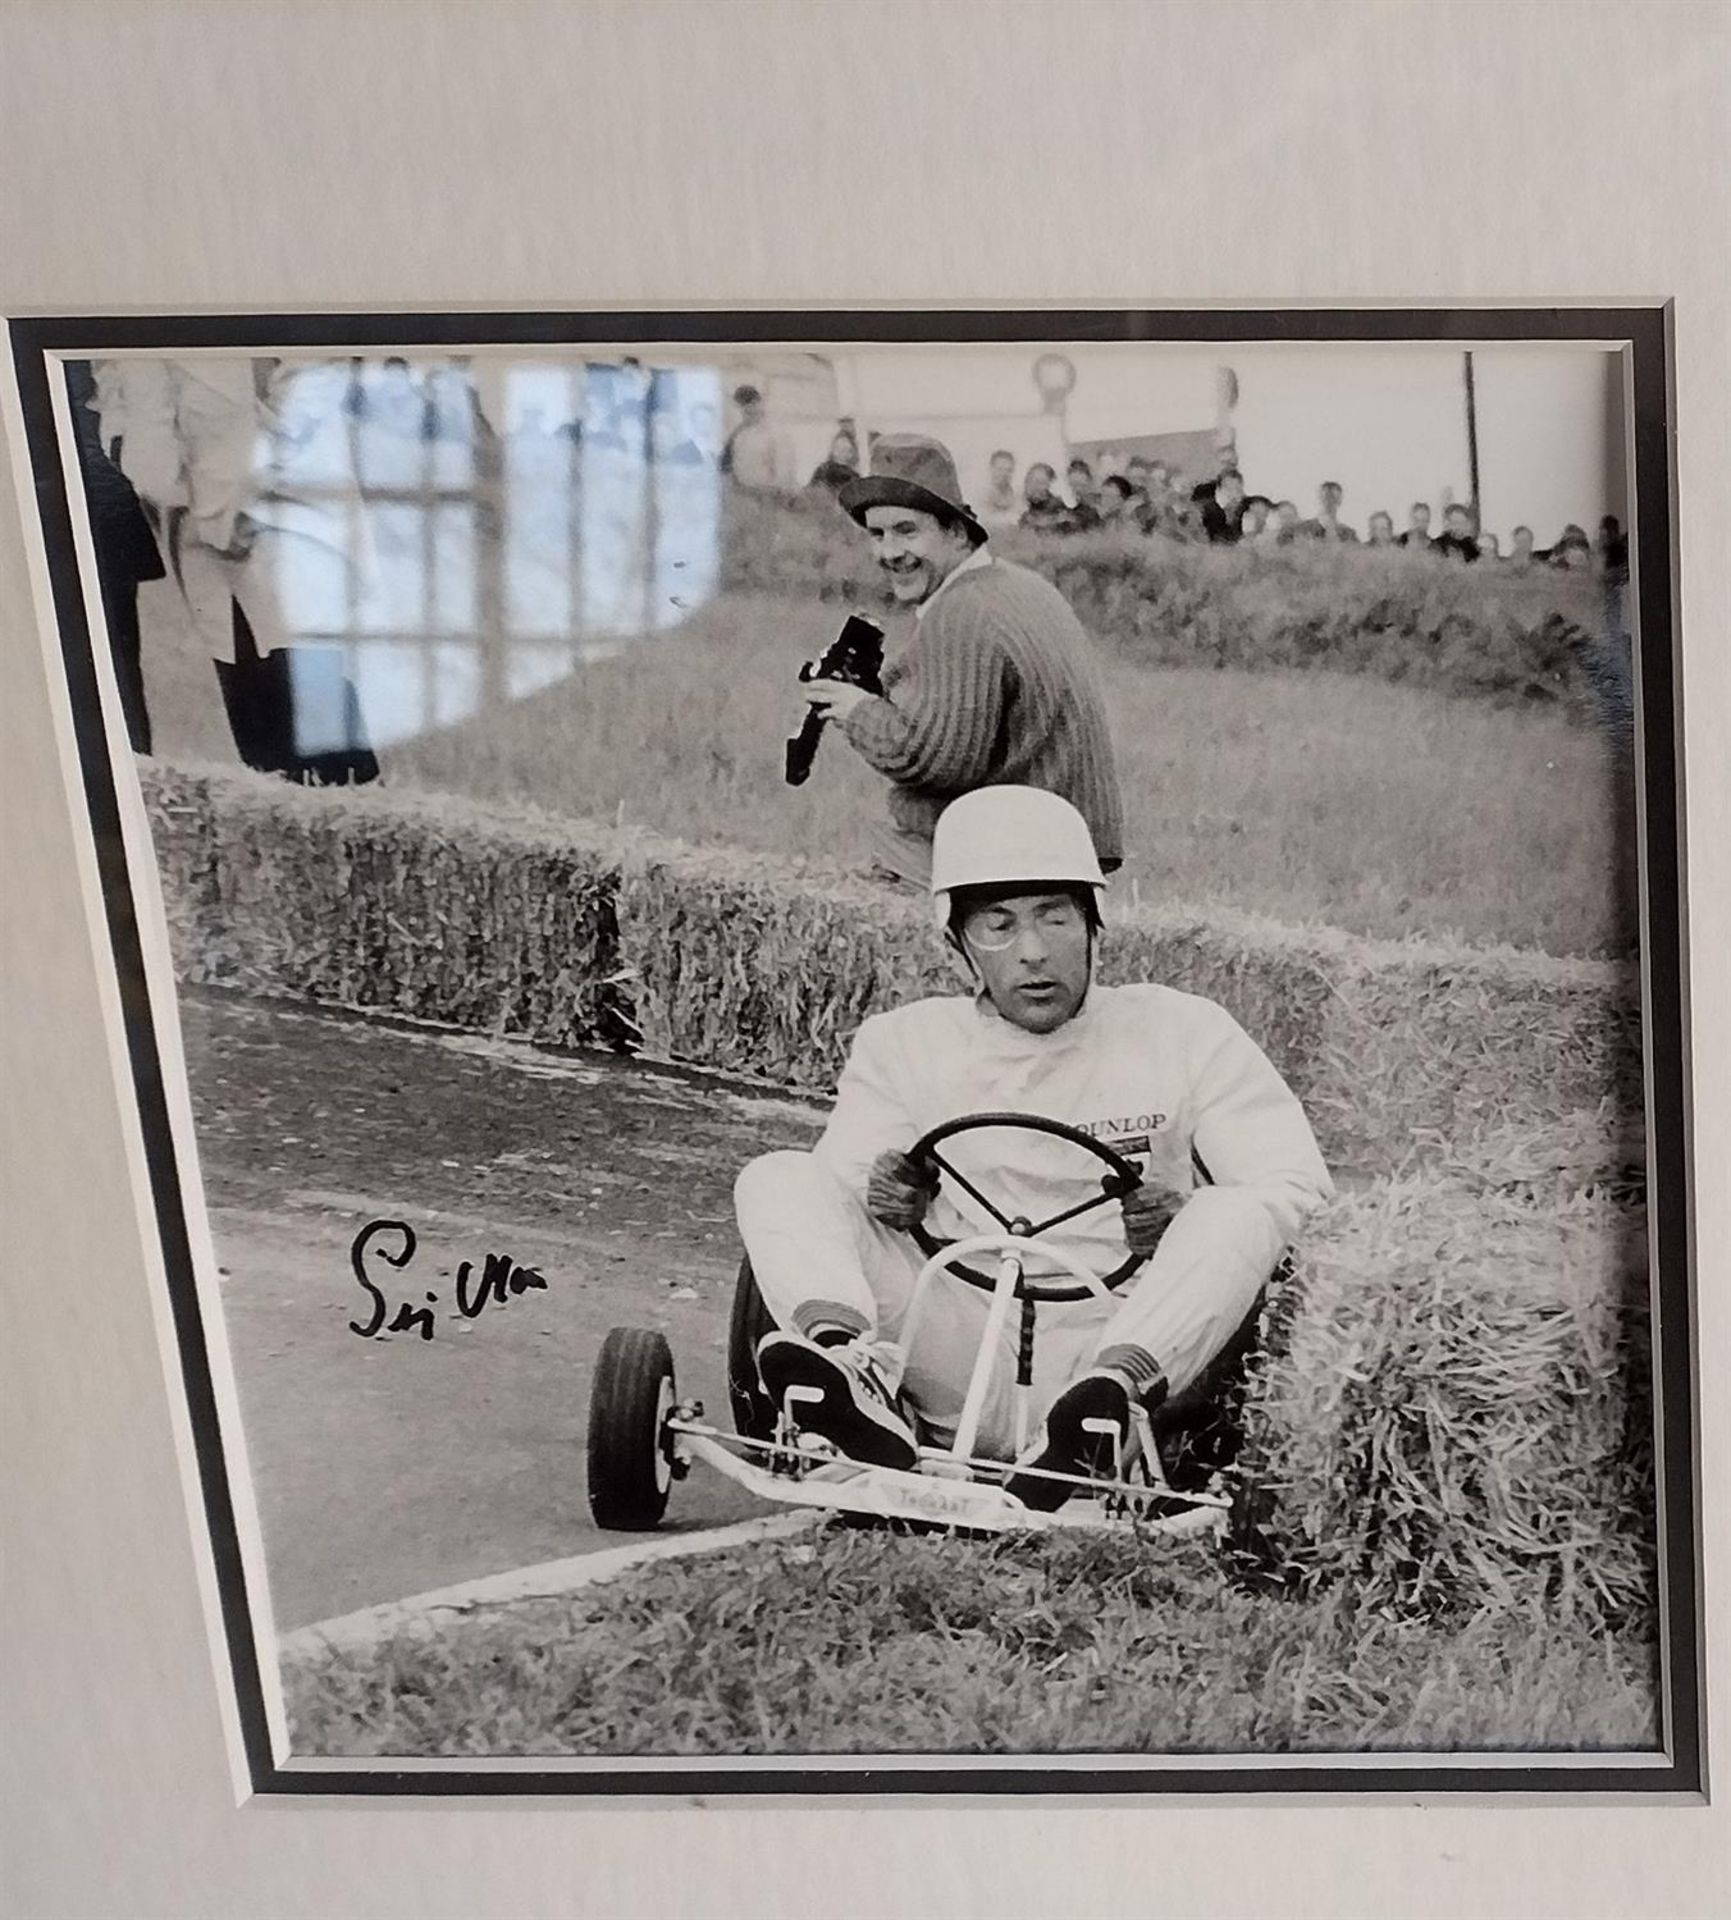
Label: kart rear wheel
xmin=587 ymin=1327 xmax=676 ymax=1531
xmin=727 ymin=1256 xmax=778 ymax=1441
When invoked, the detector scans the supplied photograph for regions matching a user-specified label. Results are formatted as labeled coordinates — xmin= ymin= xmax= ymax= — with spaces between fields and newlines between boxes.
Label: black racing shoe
xmin=756 ymin=1332 xmax=918 ymax=1471
xmin=1004 ymin=1369 xmax=1137 ymax=1512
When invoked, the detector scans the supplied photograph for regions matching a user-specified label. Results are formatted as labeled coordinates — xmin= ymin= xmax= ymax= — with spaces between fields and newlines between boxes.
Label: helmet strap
xmin=943 ymin=924 xmax=983 ymax=984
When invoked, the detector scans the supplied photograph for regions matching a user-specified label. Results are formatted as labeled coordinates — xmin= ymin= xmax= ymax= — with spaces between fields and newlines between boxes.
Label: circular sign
xmin=1032 ymin=353 xmax=1077 ymax=402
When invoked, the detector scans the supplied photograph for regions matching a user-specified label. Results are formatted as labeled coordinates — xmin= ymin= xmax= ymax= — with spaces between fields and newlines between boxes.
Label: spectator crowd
xmin=770 ymin=401 xmax=1628 ymax=578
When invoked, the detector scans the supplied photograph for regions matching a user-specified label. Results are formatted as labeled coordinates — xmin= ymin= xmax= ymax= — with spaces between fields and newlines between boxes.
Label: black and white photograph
xmin=13 ymin=311 xmax=1696 ymax=1791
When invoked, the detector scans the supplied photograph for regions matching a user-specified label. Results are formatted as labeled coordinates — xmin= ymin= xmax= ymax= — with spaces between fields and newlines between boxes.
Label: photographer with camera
xmin=799 ymin=434 xmax=1125 ymax=888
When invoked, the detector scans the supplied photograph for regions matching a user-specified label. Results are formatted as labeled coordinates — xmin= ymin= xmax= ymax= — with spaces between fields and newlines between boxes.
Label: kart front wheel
xmin=587 ymin=1326 xmax=676 ymax=1531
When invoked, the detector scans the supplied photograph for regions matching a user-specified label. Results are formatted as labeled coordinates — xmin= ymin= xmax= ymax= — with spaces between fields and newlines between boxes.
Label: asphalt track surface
xmin=182 ymin=993 xmax=824 ymax=1630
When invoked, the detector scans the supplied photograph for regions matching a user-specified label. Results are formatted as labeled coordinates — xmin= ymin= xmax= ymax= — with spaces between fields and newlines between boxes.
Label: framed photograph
xmin=6 ymin=305 xmax=1699 ymax=1799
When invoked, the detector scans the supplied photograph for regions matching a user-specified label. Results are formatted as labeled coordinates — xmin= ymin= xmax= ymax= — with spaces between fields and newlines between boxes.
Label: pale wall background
xmin=2 ymin=3 xmax=1727 ymax=1917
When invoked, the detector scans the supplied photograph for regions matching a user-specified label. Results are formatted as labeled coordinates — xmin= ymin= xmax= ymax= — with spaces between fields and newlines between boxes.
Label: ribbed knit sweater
xmin=840 ymin=556 xmax=1125 ymax=863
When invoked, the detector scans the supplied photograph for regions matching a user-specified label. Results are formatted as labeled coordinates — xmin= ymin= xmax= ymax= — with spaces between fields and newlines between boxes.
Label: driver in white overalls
xmin=734 ymin=786 xmax=1334 ymax=1509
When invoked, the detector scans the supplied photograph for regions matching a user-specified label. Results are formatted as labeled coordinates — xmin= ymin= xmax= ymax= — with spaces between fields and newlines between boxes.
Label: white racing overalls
xmin=735 ymin=983 xmax=1334 ymax=1458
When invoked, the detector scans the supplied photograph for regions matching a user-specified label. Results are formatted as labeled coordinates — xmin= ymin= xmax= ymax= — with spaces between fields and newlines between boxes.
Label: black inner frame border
xmin=6 ymin=305 xmax=1698 ymax=1801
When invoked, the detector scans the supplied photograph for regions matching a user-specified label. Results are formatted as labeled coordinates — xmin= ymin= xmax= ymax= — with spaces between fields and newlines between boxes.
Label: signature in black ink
xmin=348 ymin=1219 xmax=549 ymax=1342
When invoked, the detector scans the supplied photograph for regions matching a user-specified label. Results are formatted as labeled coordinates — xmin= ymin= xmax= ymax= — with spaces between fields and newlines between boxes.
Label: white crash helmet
xmin=929 ymin=786 xmax=1106 ymax=932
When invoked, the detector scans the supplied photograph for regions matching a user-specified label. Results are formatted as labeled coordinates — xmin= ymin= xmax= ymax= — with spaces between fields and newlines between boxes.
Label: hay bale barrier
xmin=137 ymin=763 xmax=1653 ymax=1622
xmin=615 ymin=843 xmax=956 ymax=1081
xmin=140 ymin=762 xmax=625 ymax=1049
xmin=141 ymin=762 xmax=1642 ymax=1170
xmin=617 ymin=833 xmax=1640 ymax=1178
xmin=1236 ymin=1177 xmax=1652 ymax=1624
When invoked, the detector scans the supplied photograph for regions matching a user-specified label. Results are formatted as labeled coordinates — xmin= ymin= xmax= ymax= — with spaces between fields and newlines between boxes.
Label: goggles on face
xmin=959 ymin=897 xmax=1088 ymax=951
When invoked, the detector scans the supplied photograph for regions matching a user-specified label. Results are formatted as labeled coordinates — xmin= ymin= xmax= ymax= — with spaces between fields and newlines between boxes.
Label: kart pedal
xmin=1130 ymin=1404 xmax=1170 ymax=1488
xmin=1006 ymin=1371 xmax=1134 ymax=1512
xmin=1083 ymin=1415 xmax=1127 ymax=1481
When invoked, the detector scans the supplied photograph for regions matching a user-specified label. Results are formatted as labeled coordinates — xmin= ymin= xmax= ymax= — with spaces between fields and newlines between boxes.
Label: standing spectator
xmin=107 ymin=357 xmax=276 ymax=754
xmin=66 ymin=360 xmax=165 ymax=752
xmin=1271 ymin=500 xmax=1302 ymax=545
xmin=1124 ymin=455 xmax=1154 ymax=503
xmin=114 ymin=358 xmax=265 ymax=559
xmin=1432 ymin=503 xmax=1480 ymax=562
xmin=1304 ymin=480 xmax=1359 ymax=543
xmin=977 ymin=448 xmax=1022 ymax=530
xmin=1019 ymin=463 xmax=1074 ymax=534
xmin=1366 ymin=510 xmax=1397 ymax=547
xmin=1067 ymin=458 xmax=1101 ymax=514
xmin=1200 ymin=469 xmax=1247 ymax=544
xmin=1398 ymin=502 xmax=1434 ymax=550
xmin=720 ymin=384 xmax=796 ymax=494
xmin=1186 ymin=458 xmax=1241 ymax=544
xmin=1240 ymin=496 xmax=1273 ymax=541
xmin=1509 ymin=525 xmax=1538 ymax=571
xmin=1097 ymin=474 xmax=1139 ymax=524
xmin=806 ymin=429 xmax=860 ymax=495
xmin=804 ymin=434 xmax=1125 ymax=887
xmin=1134 ymin=461 xmax=1188 ymax=537
xmin=1550 ymin=524 xmax=1594 ymax=570
xmin=1476 ymin=529 xmax=1502 ymax=563
xmin=1189 ymin=450 xmax=1239 ymax=506
xmin=105 ymin=357 xmax=380 ymax=781
xmin=1249 ymin=499 xmax=1287 ymax=550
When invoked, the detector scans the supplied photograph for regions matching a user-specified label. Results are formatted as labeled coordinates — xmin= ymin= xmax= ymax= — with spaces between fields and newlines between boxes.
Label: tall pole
xmin=1032 ymin=353 xmax=1077 ymax=490
xmin=833 ymin=351 xmax=868 ymax=471
xmin=1463 ymin=351 xmax=1481 ymax=523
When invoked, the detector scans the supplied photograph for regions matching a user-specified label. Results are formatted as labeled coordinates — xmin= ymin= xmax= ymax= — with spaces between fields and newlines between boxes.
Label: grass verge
xmin=391 ymin=592 xmax=1638 ymax=958
xmin=721 ymin=494 xmax=1620 ymax=716
xmin=281 ymin=1527 xmax=1657 ymax=1759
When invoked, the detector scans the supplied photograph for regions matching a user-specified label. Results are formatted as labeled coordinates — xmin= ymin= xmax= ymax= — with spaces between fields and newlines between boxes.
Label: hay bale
xmin=1424 ymin=1101 xmax=1646 ymax=1208
xmin=138 ymin=762 xmax=229 ymax=979
xmin=1101 ymin=909 xmax=1338 ymax=1114
xmin=137 ymin=761 xmax=625 ymax=1049
xmin=1308 ymin=941 xmax=1642 ymax=1178
xmin=1106 ymin=901 xmax=1640 ymax=1176
xmin=1235 ymin=1175 xmax=1654 ymax=1622
xmin=617 ymin=839 xmax=1636 ymax=1186
xmin=615 ymin=852 xmax=1353 ymax=1115
xmin=616 ymin=843 xmax=956 ymax=1082
xmin=139 ymin=764 xmax=1641 ymax=1185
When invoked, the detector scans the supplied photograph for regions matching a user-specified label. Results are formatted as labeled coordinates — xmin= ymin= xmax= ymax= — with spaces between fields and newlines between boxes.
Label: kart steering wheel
xmin=905 ymin=1111 xmax=1149 ymax=1299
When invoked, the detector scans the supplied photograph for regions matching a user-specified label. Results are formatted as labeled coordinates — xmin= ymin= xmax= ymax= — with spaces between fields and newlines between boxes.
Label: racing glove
xmin=1119 ymin=1181 xmax=1184 ymax=1257
xmin=866 ymin=1149 xmax=940 ymax=1231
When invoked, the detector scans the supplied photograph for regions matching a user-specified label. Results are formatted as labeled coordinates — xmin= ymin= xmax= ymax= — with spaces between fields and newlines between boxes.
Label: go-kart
xmin=585 ymin=1112 xmax=1241 ymax=1540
